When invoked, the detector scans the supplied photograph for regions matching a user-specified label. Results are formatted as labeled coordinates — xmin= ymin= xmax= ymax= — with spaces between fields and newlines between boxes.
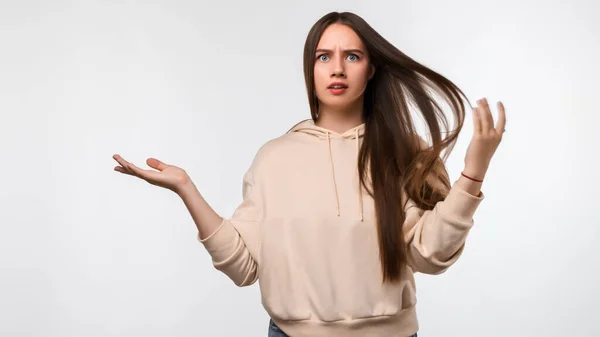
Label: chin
xmin=319 ymin=95 xmax=360 ymax=109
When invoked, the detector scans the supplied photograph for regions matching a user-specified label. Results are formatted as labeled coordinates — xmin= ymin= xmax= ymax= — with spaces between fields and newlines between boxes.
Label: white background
xmin=1 ymin=0 xmax=598 ymax=336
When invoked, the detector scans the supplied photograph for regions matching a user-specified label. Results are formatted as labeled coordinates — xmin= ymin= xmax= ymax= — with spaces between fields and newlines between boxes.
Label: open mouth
xmin=328 ymin=83 xmax=348 ymax=94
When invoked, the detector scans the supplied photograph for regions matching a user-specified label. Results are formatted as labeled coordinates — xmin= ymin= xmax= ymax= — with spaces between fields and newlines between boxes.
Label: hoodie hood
xmin=288 ymin=119 xmax=366 ymax=221
xmin=288 ymin=119 xmax=365 ymax=140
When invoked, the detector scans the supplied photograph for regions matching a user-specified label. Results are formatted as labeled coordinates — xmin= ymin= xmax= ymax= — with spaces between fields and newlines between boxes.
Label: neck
xmin=315 ymin=100 xmax=364 ymax=134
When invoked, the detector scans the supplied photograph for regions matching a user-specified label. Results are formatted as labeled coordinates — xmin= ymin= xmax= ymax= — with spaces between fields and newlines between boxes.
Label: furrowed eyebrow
xmin=315 ymin=49 xmax=365 ymax=55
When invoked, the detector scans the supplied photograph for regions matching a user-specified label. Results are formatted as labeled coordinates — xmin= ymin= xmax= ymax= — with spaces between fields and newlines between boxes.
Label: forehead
xmin=317 ymin=23 xmax=365 ymax=50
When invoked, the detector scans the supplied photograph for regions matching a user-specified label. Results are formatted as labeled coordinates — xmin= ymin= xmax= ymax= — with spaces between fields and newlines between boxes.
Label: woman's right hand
xmin=113 ymin=154 xmax=191 ymax=193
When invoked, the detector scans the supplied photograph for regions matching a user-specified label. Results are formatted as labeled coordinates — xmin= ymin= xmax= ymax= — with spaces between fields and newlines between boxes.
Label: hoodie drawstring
xmin=292 ymin=120 xmax=365 ymax=221
xmin=325 ymin=129 xmax=364 ymax=221
xmin=327 ymin=131 xmax=341 ymax=217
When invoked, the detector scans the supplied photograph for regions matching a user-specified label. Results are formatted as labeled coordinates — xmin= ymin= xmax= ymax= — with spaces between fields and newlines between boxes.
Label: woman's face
xmin=314 ymin=23 xmax=374 ymax=111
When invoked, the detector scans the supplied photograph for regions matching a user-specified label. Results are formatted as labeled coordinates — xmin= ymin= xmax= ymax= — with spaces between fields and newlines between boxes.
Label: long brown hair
xmin=303 ymin=12 xmax=471 ymax=283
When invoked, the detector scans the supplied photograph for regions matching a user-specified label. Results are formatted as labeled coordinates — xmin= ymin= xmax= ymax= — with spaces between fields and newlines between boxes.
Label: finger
xmin=126 ymin=162 xmax=147 ymax=178
xmin=113 ymin=155 xmax=135 ymax=174
xmin=477 ymin=98 xmax=493 ymax=133
xmin=147 ymin=158 xmax=168 ymax=171
xmin=114 ymin=166 xmax=135 ymax=176
xmin=472 ymin=107 xmax=482 ymax=134
xmin=495 ymin=101 xmax=506 ymax=134
xmin=127 ymin=162 xmax=161 ymax=182
xmin=113 ymin=154 xmax=130 ymax=169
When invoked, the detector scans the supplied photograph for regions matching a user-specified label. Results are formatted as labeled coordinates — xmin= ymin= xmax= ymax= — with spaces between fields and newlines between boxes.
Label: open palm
xmin=113 ymin=154 xmax=190 ymax=193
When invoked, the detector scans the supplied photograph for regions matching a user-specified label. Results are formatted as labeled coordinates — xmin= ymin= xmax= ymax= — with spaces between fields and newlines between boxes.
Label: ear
xmin=368 ymin=64 xmax=376 ymax=80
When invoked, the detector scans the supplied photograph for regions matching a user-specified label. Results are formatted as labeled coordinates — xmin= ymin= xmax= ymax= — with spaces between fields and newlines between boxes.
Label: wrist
xmin=455 ymin=176 xmax=483 ymax=197
xmin=462 ymin=165 xmax=487 ymax=181
xmin=176 ymin=179 xmax=198 ymax=198
xmin=461 ymin=171 xmax=484 ymax=183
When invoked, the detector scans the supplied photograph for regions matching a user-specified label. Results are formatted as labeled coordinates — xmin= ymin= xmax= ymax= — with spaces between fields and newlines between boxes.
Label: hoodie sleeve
xmin=402 ymin=135 xmax=484 ymax=274
xmin=404 ymin=184 xmax=484 ymax=275
xmin=197 ymin=166 xmax=262 ymax=287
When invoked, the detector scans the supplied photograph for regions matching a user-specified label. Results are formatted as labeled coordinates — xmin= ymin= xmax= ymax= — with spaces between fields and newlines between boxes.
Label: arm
xmin=454 ymin=173 xmax=483 ymax=197
xmin=178 ymin=180 xmax=224 ymax=240
xmin=406 ymin=96 xmax=504 ymax=274
xmin=112 ymin=150 xmax=261 ymax=287
xmin=404 ymin=173 xmax=484 ymax=275
xmin=184 ymin=169 xmax=262 ymax=287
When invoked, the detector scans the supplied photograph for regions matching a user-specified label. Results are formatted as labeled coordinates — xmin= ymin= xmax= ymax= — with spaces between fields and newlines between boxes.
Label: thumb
xmin=146 ymin=158 xmax=168 ymax=171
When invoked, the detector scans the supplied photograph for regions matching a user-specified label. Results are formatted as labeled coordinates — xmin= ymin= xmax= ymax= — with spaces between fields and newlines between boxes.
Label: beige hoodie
xmin=198 ymin=119 xmax=484 ymax=337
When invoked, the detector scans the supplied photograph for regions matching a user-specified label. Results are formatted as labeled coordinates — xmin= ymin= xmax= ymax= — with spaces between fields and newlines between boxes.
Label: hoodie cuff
xmin=441 ymin=185 xmax=485 ymax=223
xmin=197 ymin=218 xmax=238 ymax=257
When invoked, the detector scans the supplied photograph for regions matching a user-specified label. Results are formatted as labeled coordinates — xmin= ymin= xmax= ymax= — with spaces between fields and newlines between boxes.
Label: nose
xmin=331 ymin=69 xmax=346 ymax=78
xmin=330 ymin=57 xmax=345 ymax=78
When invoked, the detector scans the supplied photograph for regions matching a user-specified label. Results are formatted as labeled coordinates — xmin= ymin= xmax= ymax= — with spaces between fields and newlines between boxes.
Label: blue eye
xmin=316 ymin=54 xmax=360 ymax=62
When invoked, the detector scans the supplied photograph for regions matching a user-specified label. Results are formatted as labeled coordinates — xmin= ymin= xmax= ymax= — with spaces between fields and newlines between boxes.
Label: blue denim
xmin=268 ymin=318 xmax=417 ymax=337
xmin=268 ymin=319 xmax=288 ymax=337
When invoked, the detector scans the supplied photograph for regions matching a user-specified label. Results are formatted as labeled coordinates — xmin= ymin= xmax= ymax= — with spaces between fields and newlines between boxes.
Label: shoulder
xmin=253 ymin=120 xmax=312 ymax=160
xmin=254 ymin=132 xmax=295 ymax=158
xmin=251 ymin=138 xmax=281 ymax=167
xmin=246 ymin=129 xmax=301 ymax=177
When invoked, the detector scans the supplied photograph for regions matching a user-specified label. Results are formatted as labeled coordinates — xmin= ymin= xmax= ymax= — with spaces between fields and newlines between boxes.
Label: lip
xmin=328 ymin=87 xmax=347 ymax=95
xmin=327 ymin=82 xmax=348 ymax=89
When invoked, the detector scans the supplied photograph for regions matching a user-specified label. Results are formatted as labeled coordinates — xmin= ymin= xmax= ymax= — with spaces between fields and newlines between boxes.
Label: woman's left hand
xmin=462 ymin=98 xmax=506 ymax=181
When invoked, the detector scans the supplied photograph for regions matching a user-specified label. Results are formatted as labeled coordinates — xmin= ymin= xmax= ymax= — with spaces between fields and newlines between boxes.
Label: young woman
xmin=113 ymin=11 xmax=506 ymax=337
